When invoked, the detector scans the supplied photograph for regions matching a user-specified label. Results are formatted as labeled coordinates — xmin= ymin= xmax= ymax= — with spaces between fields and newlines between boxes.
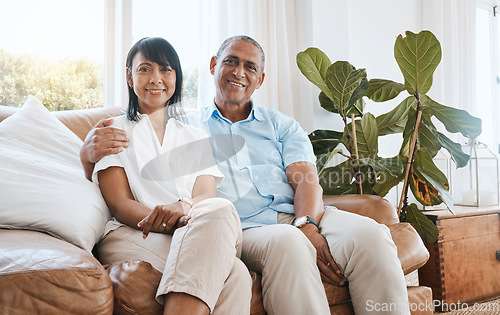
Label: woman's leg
xmin=158 ymin=197 xmax=251 ymax=314
xmin=97 ymin=223 xmax=172 ymax=271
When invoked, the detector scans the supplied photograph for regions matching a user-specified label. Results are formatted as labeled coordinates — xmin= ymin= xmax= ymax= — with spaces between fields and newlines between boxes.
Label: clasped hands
xmin=137 ymin=201 xmax=191 ymax=239
xmin=300 ymin=224 xmax=347 ymax=286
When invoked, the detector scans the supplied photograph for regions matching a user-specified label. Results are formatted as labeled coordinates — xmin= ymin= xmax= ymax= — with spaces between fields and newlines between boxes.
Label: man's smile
xmin=228 ymin=80 xmax=245 ymax=87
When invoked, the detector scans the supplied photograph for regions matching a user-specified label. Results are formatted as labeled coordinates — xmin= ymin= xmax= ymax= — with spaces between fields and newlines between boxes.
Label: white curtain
xmin=198 ymin=0 xmax=311 ymax=124
xmin=422 ymin=0 xmax=477 ymax=116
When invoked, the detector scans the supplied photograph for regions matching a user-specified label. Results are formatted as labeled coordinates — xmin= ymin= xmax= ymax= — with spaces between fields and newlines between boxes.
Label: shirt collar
xmin=202 ymin=100 xmax=265 ymax=122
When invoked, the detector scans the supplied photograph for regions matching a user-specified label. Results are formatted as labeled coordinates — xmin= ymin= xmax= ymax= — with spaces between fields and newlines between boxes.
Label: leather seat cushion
xmin=0 ymin=230 xmax=113 ymax=314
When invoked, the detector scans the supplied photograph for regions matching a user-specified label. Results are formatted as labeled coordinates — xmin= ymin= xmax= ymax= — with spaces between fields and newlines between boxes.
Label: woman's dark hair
xmin=126 ymin=37 xmax=183 ymax=121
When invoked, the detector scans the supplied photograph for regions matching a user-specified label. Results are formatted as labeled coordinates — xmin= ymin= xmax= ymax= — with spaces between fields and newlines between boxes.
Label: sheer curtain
xmin=422 ymin=0 xmax=477 ymax=117
xmin=198 ymin=0 xmax=312 ymax=126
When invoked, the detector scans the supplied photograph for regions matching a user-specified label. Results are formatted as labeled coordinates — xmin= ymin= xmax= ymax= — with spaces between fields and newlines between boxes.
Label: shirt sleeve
xmin=91 ymin=153 xmax=123 ymax=185
xmin=275 ymin=111 xmax=317 ymax=168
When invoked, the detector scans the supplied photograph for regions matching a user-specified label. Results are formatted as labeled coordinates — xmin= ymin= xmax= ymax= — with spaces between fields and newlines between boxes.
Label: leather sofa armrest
xmin=323 ymin=194 xmax=399 ymax=225
xmin=322 ymin=195 xmax=430 ymax=275
xmin=389 ymin=223 xmax=430 ymax=275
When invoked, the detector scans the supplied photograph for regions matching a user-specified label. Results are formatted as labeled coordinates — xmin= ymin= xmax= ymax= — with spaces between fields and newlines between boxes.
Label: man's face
xmin=210 ymin=40 xmax=265 ymax=108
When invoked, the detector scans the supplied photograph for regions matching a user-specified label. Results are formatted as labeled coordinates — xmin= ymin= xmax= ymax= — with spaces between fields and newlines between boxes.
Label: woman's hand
xmin=137 ymin=202 xmax=191 ymax=238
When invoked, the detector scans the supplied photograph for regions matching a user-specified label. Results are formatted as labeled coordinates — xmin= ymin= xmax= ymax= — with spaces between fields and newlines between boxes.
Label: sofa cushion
xmin=105 ymin=261 xmax=163 ymax=315
xmin=0 ymin=96 xmax=111 ymax=252
xmin=0 ymin=229 xmax=113 ymax=314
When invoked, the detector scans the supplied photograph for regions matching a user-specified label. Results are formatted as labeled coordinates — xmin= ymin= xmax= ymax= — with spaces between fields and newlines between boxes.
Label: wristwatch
xmin=294 ymin=215 xmax=319 ymax=230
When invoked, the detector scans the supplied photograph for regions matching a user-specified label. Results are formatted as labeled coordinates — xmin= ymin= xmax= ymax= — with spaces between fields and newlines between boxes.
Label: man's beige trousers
xmin=241 ymin=207 xmax=410 ymax=315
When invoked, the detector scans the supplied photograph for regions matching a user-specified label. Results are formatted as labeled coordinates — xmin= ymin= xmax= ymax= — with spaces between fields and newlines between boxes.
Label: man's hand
xmin=80 ymin=118 xmax=128 ymax=180
xmin=300 ymin=224 xmax=347 ymax=286
xmin=137 ymin=203 xmax=191 ymax=238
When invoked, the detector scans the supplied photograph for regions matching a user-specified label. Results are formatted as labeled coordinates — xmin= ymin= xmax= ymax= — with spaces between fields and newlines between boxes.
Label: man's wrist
xmin=298 ymin=222 xmax=320 ymax=234
xmin=294 ymin=215 xmax=320 ymax=230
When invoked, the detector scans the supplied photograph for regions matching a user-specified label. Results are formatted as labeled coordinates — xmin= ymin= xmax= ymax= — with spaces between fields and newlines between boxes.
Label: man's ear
xmin=256 ymin=72 xmax=265 ymax=89
xmin=209 ymin=56 xmax=217 ymax=75
xmin=126 ymin=68 xmax=133 ymax=87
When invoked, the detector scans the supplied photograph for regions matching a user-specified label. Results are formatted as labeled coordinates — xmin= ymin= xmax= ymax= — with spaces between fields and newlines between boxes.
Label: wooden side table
xmin=418 ymin=206 xmax=500 ymax=311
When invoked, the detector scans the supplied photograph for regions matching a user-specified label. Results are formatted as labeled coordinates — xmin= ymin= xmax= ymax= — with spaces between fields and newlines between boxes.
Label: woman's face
xmin=127 ymin=52 xmax=176 ymax=115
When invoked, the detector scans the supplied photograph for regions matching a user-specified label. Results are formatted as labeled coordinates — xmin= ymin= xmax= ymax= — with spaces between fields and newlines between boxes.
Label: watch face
xmin=295 ymin=216 xmax=307 ymax=227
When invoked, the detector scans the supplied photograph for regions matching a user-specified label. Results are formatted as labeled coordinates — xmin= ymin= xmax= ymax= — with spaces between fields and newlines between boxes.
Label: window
xmin=0 ymin=0 xmax=105 ymax=110
xmin=476 ymin=0 xmax=500 ymax=153
xmin=131 ymin=0 xmax=201 ymax=110
xmin=105 ymin=0 xmax=202 ymax=111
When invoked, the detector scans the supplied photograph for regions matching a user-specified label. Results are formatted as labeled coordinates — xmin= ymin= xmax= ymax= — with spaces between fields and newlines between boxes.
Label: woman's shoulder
xmin=110 ymin=114 xmax=129 ymax=128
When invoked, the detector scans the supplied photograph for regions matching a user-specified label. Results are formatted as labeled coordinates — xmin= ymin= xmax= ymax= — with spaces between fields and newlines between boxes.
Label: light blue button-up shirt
xmin=186 ymin=102 xmax=316 ymax=229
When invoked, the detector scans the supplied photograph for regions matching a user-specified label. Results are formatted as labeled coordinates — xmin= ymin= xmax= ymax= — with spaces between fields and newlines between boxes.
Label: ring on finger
xmin=327 ymin=262 xmax=331 ymax=267
xmin=162 ymin=222 xmax=167 ymax=228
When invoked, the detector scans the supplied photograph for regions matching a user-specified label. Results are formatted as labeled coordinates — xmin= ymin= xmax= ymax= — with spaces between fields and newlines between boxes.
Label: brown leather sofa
xmin=0 ymin=105 xmax=433 ymax=314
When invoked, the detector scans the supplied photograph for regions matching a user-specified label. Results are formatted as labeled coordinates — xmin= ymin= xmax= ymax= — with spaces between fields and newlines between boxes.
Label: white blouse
xmin=93 ymin=113 xmax=223 ymax=232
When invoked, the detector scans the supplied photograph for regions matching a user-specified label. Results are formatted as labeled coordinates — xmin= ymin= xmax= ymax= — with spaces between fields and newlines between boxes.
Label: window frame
xmin=104 ymin=0 xmax=132 ymax=108
xmin=476 ymin=0 xmax=500 ymax=153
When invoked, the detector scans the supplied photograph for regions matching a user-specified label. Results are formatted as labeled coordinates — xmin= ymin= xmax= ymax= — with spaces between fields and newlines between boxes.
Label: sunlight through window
xmin=0 ymin=0 xmax=104 ymax=110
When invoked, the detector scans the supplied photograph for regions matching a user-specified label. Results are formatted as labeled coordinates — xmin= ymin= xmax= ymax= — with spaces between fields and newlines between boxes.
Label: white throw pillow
xmin=0 ymin=96 xmax=111 ymax=252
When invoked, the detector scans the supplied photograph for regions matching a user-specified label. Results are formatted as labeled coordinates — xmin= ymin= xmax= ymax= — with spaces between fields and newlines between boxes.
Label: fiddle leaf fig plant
xmin=297 ymin=30 xmax=482 ymax=243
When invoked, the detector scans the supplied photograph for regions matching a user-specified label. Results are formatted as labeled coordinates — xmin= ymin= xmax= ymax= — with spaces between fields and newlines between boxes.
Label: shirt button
xmin=254 ymin=176 xmax=259 ymax=180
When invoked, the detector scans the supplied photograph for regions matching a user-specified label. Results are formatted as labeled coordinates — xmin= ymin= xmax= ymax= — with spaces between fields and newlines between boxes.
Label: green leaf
xmin=417 ymin=165 xmax=455 ymax=215
xmin=366 ymin=79 xmax=405 ymax=102
xmin=394 ymin=30 xmax=442 ymax=95
xmin=373 ymin=171 xmax=404 ymax=197
xmin=343 ymin=113 xmax=378 ymax=158
xmin=297 ymin=48 xmax=333 ymax=99
xmin=325 ymin=61 xmax=367 ymax=114
xmin=376 ymin=96 xmax=416 ymax=136
xmin=434 ymin=131 xmax=470 ymax=168
xmin=417 ymin=112 xmax=441 ymax=158
xmin=309 ymin=129 xmax=343 ymax=155
xmin=347 ymin=77 xmax=369 ymax=113
xmin=404 ymin=203 xmax=439 ymax=243
xmin=424 ymin=95 xmax=482 ymax=139
xmin=347 ymin=97 xmax=365 ymax=117
xmin=319 ymin=91 xmax=339 ymax=114
xmin=316 ymin=149 xmax=342 ymax=177
xmin=399 ymin=107 xmax=419 ymax=158
xmin=399 ymin=107 xmax=440 ymax=158
xmin=319 ymin=161 xmax=355 ymax=193
xmin=359 ymin=156 xmax=403 ymax=176
xmin=409 ymin=148 xmax=449 ymax=206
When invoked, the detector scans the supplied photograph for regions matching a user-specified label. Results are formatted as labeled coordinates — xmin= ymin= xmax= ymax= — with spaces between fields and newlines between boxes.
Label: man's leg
xmin=241 ymin=224 xmax=330 ymax=315
xmin=320 ymin=208 xmax=410 ymax=315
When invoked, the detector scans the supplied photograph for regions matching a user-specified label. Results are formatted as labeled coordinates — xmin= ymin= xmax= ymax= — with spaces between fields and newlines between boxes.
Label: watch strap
xmin=305 ymin=215 xmax=319 ymax=230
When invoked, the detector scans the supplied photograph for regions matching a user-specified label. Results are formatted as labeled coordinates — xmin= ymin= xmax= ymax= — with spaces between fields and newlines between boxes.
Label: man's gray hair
xmin=216 ymin=35 xmax=265 ymax=72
